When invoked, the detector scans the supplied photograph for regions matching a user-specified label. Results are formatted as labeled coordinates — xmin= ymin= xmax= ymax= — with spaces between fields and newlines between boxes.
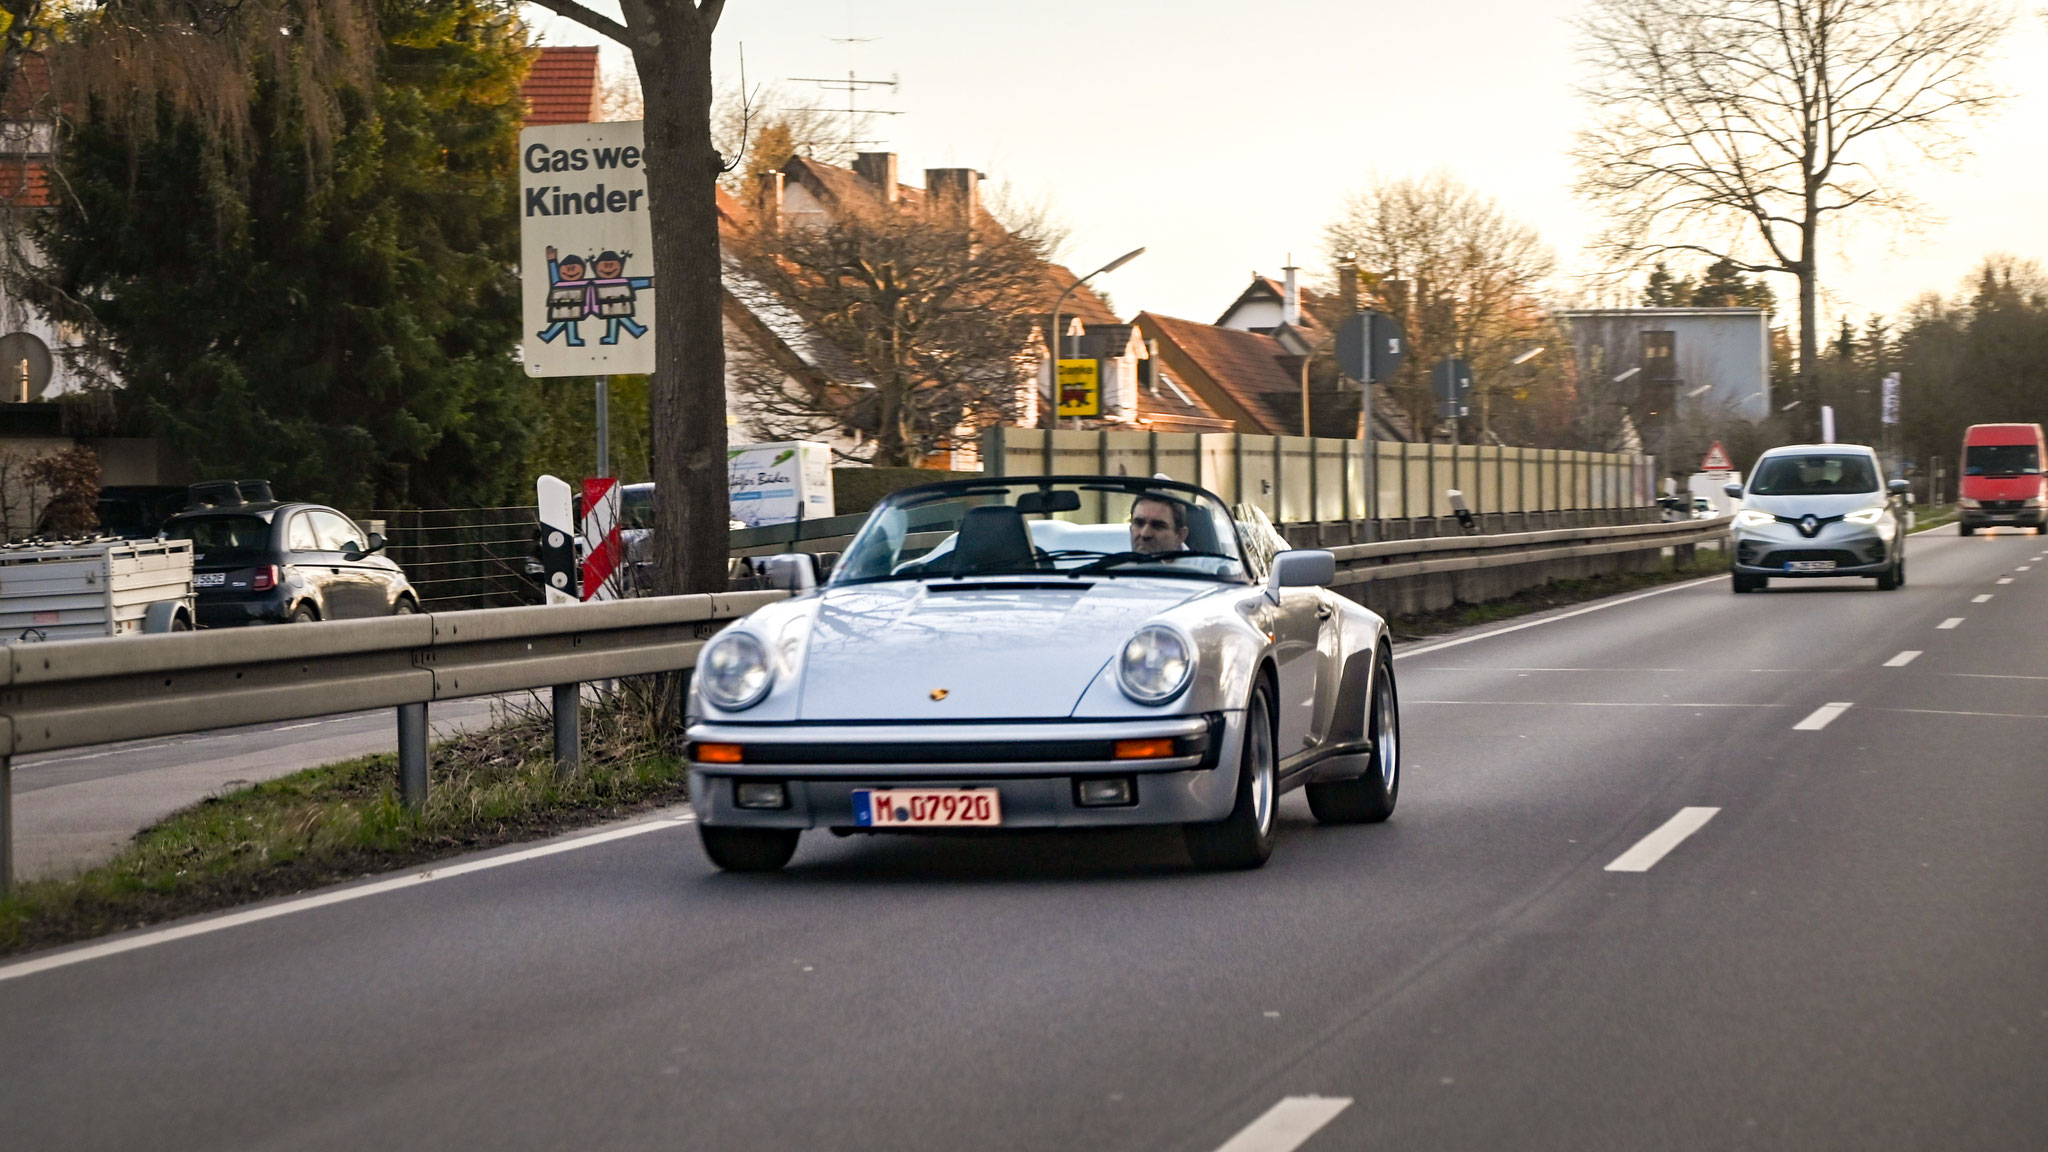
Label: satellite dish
xmin=0 ymin=332 xmax=52 ymax=402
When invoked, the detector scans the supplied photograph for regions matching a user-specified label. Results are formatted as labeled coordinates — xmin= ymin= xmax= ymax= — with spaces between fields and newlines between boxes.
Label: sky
xmin=524 ymin=0 xmax=2048 ymax=332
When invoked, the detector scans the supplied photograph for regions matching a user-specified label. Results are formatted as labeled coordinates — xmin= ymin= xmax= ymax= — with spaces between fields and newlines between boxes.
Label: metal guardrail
xmin=0 ymin=590 xmax=787 ymax=890
xmin=1326 ymin=516 xmax=1732 ymax=586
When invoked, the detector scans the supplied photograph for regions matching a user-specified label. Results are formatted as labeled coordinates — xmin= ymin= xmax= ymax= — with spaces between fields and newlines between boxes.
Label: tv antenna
xmin=790 ymin=29 xmax=902 ymax=157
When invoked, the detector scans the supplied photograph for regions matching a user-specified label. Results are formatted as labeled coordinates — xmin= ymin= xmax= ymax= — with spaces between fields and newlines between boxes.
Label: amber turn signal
xmin=693 ymin=742 xmax=744 ymax=764
xmin=1113 ymin=738 xmax=1177 ymax=760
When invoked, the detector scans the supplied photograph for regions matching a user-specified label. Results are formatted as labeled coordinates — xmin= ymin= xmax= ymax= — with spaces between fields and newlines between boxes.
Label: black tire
xmin=1959 ymin=523 xmax=1974 ymax=536
xmin=1876 ymin=554 xmax=1901 ymax=590
xmin=392 ymin=597 xmax=419 ymax=616
xmin=1306 ymin=646 xmax=1399 ymax=825
xmin=1185 ymin=682 xmax=1278 ymax=870
xmin=170 ymin=614 xmax=193 ymax=632
xmin=289 ymin=605 xmax=318 ymax=624
xmin=1731 ymin=572 xmax=1764 ymax=594
xmin=699 ymin=825 xmax=800 ymax=872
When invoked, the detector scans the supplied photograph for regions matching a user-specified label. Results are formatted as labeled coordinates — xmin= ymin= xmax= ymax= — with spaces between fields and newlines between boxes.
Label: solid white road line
xmin=1972 ymin=594 xmax=1993 ymax=603
xmin=1794 ymin=702 xmax=1853 ymax=731
xmin=1937 ymin=618 xmax=1964 ymax=629
xmin=1213 ymin=1097 xmax=1353 ymax=1152
xmin=1394 ymin=575 xmax=1725 ymax=661
xmin=1605 ymin=807 xmax=1720 ymax=873
xmin=0 ymin=812 xmax=698 ymax=984
xmin=1884 ymin=651 xmax=1921 ymax=667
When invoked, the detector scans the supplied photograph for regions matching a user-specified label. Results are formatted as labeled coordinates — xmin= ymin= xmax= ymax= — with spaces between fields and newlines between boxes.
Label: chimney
xmin=1338 ymin=253 xmax=1359 ymax=313
xmin=1281 ymin=258 xmax=1301 ymax=327
xmin=924 ymin=168 xmax=980 ymax=223
xmin=755 ymin=170 xmax=783 ymax=229
xmin=852 ymin=152 xmax=899 ymax=203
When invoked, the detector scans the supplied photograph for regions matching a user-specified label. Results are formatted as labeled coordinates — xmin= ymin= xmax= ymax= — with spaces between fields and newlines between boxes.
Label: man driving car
xmin=1129 ymin=495 xmax=1190 ymax=555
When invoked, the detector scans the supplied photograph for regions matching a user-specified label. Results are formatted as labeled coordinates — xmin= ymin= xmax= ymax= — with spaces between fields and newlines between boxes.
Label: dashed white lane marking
xmin=2019 ymin=566 xmax=2034 ymax=572
xmin=1394 ymin=575 xmax=1724 ymax=661
xmin=1885 ymin=651 xmax=1922 ymax=667
xmin=1937 ymin=618 xmax=1964 ymax=629
xmin=1213 ymin=1097 xmax=1353 ymax=1152
xmin=1794 ymin=702 xmax=1854 ymax=731
xmin=1997 ymin=577 xmax=2013 ymax=584
xmin=1606 ymin=807 xmax=1721 ymax=873
xmin=0 ymin=812 xmax=698 ymax=984
xmin=1972 ymin=594 xmax=1993 ymax=603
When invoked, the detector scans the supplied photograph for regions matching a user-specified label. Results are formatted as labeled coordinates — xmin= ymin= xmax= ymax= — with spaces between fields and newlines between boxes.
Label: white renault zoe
xmin=1726 ymin=444 xmax=1910 ymax=593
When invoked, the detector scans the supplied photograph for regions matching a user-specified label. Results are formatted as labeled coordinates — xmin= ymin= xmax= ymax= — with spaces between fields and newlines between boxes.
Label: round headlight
xmin=1118 ymin=624 xmax=1195 ymax=705
xmin=700 ymin=631 xmax=773 ymax=711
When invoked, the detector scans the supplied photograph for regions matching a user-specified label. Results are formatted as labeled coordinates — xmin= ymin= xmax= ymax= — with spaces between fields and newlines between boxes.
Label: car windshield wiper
xmin=1072 ymin=549 xmax=1237 ymax=575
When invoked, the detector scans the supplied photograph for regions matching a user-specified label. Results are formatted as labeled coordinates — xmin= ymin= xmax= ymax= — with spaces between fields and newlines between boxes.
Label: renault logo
xmin=929 ymin=688 xmax=949 ymax=701
xmin=1799 ymin=514 xmax=1821 ymax=537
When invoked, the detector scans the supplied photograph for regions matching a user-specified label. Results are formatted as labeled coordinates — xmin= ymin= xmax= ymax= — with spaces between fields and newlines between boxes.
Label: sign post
xmin=519 ymin=121 xmax=655 ymax=483
xmin=1056 ymin=359 xmax=1101 ymax=420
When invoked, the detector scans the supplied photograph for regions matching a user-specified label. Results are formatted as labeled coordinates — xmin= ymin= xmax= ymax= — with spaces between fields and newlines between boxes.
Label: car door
xmin=284 ymin=510 xmax=351 ymax=618
xmin=1270 ymin=579 xmax=1326 ymax=763
xmin=309 ymin=509 xmax=380 ymax=618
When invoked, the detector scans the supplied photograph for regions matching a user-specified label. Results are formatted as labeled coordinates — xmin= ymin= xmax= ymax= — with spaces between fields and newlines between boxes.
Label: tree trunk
xmin=635 ymin=8 xmax=728 ymax=598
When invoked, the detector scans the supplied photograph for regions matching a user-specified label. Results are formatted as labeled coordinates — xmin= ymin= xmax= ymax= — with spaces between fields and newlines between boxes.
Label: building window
xmin=1642 ymin=330 xmax=1676 ymax=381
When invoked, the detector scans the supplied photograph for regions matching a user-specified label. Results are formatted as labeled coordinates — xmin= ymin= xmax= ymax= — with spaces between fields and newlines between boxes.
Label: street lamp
xmin=1049 ymin=247 xmax=1145 ymax=428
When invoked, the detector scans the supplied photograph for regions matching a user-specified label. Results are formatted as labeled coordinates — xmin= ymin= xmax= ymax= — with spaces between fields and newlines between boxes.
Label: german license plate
xmin=1787 ymin=560 xmax=1836 ymax=572
xmin=852 ymin=788 xmax=1001 ymax=827
xmin=193 ymin=572 xmax=226 ymax=587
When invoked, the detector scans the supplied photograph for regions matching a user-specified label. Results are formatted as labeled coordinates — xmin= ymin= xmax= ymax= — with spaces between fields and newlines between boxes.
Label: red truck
xmin=1958 ymin=422 xmax=2047 ymax=535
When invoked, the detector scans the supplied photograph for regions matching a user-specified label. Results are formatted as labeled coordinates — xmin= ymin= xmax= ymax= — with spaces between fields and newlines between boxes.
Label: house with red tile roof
xmin=1137 ymin=306 xmax=1416 ymax=442
xmin=521 ymin=46 xmax=601 ymax=127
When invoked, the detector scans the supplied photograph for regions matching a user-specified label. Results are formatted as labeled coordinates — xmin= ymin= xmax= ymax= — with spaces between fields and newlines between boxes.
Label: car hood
xmin=1740 ymin=492 xmax=1884 ymax=519
xmin=795 ymin=579 xmax=1218 ymax=720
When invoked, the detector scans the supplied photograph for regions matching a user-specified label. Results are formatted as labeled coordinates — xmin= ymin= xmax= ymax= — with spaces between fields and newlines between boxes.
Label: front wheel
xmin=1959 ymin=523 xmax=1974 ymax=536
xmin=1876 ymin=554 xmax=1903 ymax=590
xmin=699 ymin=825 xmax=800 ymax=872
xmin=1306 ymin=646 xmax=1399 ymax=825
xmin=1185 ymin=683 xmax=1278 ymax=870
xmin=289 ymin=605 xmax=318 ymax=624
xmin=1732 ymin=572 xmax=1765 ymax=594
xmin=392 ymin=597 xmax=419 ymax=616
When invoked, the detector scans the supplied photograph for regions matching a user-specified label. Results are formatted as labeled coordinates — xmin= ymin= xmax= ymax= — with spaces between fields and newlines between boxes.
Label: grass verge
xmin=1 ymin=688 xmax=688 ymax=958
xmin=1385 ymin=545 xmax=1732 ymax=642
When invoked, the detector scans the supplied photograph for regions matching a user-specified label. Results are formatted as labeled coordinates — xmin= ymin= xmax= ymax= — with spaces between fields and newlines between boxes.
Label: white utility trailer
xmin=0 ymin=538 xmax=197 ymax=640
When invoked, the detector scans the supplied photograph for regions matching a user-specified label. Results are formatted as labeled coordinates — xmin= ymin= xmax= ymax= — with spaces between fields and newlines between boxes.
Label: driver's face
xmin=1129 ymin=499 xmax=1187 ymax=555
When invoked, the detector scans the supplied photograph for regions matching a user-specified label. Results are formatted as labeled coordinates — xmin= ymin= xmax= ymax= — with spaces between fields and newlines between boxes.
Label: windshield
xmin=831 ymin=478 xmax=1250 ymax=586
xmin=166 ymin=514 xmax=272 ymax=559
xmin=1748 ymin=453 xmax=1879 ymax=496
xmin=1964 ymin=444 xmax=2040 ymax=476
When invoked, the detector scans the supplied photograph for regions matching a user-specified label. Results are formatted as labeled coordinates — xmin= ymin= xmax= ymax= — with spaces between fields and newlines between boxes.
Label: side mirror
xmin=1268 ymin=549 xmax=1335 ymax=597
xmin=757 ymin=552 xmax=818 ymax=592
xmin=343 ymin=533 xmax=386 ymax=562
xmin=1887 ymin=479 xmax=1911 ymax=496
xmin=1723 ymin=482 xmax=1744 ymax=499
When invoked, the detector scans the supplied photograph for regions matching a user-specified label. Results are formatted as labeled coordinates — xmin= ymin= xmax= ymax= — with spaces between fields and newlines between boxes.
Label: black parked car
xmin=162 ymin=502 xmax=420 ymax=626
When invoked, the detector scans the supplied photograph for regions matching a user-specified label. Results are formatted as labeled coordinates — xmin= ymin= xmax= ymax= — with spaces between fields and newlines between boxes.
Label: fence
xmin=365 ymin=506 xmax=540 ymax=612
xmin=982 ymin=427 xmax=1656 ymax=523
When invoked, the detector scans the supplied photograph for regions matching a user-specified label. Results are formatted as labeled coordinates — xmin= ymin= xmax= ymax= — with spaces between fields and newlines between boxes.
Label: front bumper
xmin=1960 ymin=504 xmax=2046 ymax=529
xmin=685 ymin=714 xmax=1242 ymax=830
xmin=1731 ymin=520 xmax=1895 ymax=577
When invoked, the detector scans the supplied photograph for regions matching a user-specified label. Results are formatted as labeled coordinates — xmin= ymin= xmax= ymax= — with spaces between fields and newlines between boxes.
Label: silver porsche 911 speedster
xmin=684 ymin=475 xmax=1399 ymax=872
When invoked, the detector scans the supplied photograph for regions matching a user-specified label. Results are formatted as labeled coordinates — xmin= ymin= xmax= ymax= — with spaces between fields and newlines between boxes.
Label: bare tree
xmin=1574 ymin=0 xmax=2010 ymax=419
xmin=521 ymin=0 xmax=730 ymax=598
xmin=724 ymin=194 xmax=1056 ymax=467
xmin=1323 ymin=171 xmax=1560 ymax=443
xmin=712 ymin=84 xmax=858 ymax=195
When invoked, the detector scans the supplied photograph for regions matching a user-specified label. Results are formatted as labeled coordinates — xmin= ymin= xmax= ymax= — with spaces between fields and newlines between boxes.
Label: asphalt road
xmin=11 ymin=696 xmax=512 ymax=881
xmin=4 ymin=527 xmax=2044 ymax=1151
